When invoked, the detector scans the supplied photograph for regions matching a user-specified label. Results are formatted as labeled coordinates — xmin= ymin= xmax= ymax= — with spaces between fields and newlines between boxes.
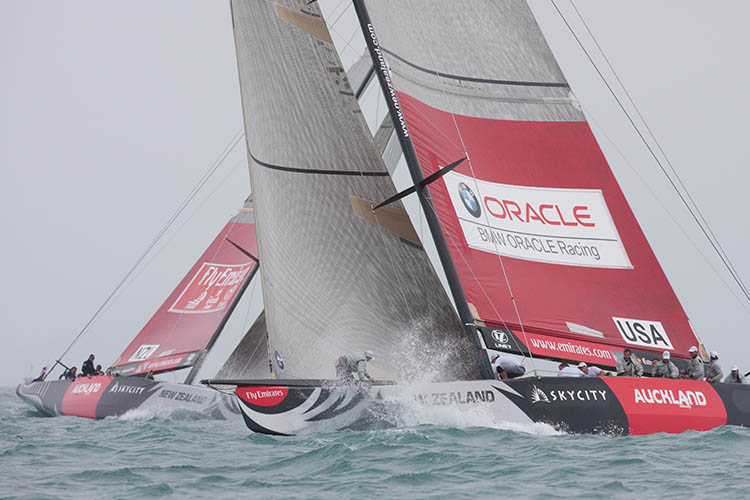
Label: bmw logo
xmin=458 ymin=182 xmax=481 ymax=218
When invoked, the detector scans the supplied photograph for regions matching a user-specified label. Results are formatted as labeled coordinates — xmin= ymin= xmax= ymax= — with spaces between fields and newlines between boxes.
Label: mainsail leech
xmin=355 ymin=0 xmax=701 ymax=364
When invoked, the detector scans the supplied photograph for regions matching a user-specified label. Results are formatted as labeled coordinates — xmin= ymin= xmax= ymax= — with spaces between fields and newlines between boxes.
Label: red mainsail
xmin=359 ymin=0 xmax=700 ymax=364
xmin=111 ymin=203 xmax=258 ymax=375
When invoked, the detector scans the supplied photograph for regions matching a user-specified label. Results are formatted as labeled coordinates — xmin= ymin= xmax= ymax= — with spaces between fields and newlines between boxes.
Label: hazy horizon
xmin=2 ymin=0 xmax=749 ymax=386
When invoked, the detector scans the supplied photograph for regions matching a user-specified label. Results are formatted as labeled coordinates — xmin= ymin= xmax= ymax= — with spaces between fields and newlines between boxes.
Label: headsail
xmin=215 ymin=310 xmax=269 ymax=379
xmin=356 ymin=0 xmax=700 ymax=366
xmin=231 ymin=0 xmax=481 ymax=381
xmin=110 ymin=198 xmax=258 ymax=376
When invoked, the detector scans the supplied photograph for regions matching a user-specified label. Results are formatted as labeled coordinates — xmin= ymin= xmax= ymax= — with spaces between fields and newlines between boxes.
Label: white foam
xmin=392 ymin=394 xmax=560 ymax=436
xmin=110 ymin=405 xmax=208 ymax=422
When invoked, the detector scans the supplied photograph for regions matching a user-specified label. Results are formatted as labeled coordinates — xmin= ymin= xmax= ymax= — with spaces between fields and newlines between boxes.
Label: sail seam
xmin=250 ymin=152 xmax=389 ymax=177
xmin=380 ymin=46 xmax=570 ymax=88
xmin=401 ymin=2 xmax=537 ymax=374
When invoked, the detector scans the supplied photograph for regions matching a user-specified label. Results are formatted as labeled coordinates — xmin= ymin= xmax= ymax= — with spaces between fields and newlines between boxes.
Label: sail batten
xmin=231 ymin=0 xmax=481 ymax=381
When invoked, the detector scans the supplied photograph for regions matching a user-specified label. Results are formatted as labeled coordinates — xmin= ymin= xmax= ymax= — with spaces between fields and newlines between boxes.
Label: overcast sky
xmin=1 ymin=1 xmax=749 ymax=386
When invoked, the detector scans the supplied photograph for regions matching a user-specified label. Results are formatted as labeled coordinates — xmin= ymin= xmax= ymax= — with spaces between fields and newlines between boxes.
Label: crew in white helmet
xmin=705 ymin=351 xmax=723 ymax=383
xmin=577 ymin=362 xmax=603 ymax=377
xmin=653 ymin=351 xmax=679 ymax=379
xmin=557 ymin=362 xmax=583 ymax=377
xmin=680 ymin=346 xmax=705 ymax=380
xmin=723 ymin=366 xmax=747 ymax=384
xmin=335 ymin=351 xmax=375 ymax=384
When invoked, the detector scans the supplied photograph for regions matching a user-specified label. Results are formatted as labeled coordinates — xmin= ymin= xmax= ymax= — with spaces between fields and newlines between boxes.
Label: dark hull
xmin=17 ymin=375 xmax=239 ymax=420
xmin=231 ymin=377 xmax=750 ymax=435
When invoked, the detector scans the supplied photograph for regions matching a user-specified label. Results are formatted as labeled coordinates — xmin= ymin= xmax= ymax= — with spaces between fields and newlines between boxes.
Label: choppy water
xmin=2 ymin=386 xmax=750 ymax=499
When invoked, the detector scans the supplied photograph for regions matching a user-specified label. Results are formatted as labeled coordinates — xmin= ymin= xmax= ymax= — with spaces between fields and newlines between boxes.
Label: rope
xmin=551 ymin=0 xmax=750 ymax=305
xmin=48 ymin=128 xmax=245 ymax=377
xmin=405 ymin=2 xmax=538 ymax=375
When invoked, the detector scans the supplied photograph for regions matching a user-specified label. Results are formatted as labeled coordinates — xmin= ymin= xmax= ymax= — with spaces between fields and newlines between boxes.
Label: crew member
xmin=616 ymin=349 xmax=643 ymax=377
xmin=723 ymin=366 xmax=746 ymax=384
xmin=578 ymin=362 xmax=602 ymax=377
xmin=491 ymin=354 xmax=526 ymax=380
xmin=681 ymin=346 xmax=705 ymax=380
xmin=59 ymin=366 xmax=77 ymax=380
xmin=335 ymin=351 xmax=375 ymax=384
xmin=653 ymin=351 xmax=679 ymax=379
xmin=81 ymin=354 xmax=96 ymax=377
xmin=557 ymin=362 xmax=583 ymax=377
xmin=32 ymin=366 xmax=48 ymax=382
xmin=705 ymin=351 xmax=723 ymax=383
xmin=95 ymin=364 xmax=104 ymax=376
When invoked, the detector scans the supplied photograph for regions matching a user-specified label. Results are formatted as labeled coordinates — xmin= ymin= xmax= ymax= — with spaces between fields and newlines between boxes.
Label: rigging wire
xmin=110 ymin=155 xmax=248 ymax=302
xmin=549 ymin=0 xmax=750 ymax=305
xmin=581 ymin=106 xmax=750 ymax=316
xmin=404 ymin=2 xmax=538 ymax=376
xmin=567 ymin=0 xmax=750 ymax=302
xmin=50 ymin=127 xmax=246 ymax=372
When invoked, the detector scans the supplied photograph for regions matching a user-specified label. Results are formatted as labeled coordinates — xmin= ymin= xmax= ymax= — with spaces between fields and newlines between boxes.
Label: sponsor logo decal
xmin=236 ymin=386 xmax=289 ymax=407
xmin=444 ymin=171 xmax=631 ymax=269
xmin=365 ymin=23 xmax=409 ymax=139
xmin=633 ymin=388 xmax=706 ymax=409
xmin=158 ymin=389 xmax=208 ymax=406
xmin=108 ymin=382 xmax=146 ymax=395
xmin=413 ymin=390 xmax=496 ymax=406
xmin=486 ymin=328 xmax=513 ymax=350
xmin=169 ymin=262 xmax=253 ymax=314
xmin=525 ymin=332 xmax=618 ymax=366
xmin=530 ymin=385 xmax=550 ymax=403
xmin=71 ymin=382 xmax=102 ymax=396
xmin=528 ymin=385 xmax=607 ymax=404
xmin=458 ymin=182 xmax=481 ymax=218
xmin=128 ymin=344 xmax=160 ymax=362
xmin=135 ymin=353 xmax=188 ymax=374
xmin=613 ymin=317 xmax=674 ymax=350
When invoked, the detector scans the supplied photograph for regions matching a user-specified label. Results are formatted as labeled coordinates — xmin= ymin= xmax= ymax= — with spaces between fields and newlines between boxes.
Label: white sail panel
xmin=231 ymin=0 xmax=481 ymax=380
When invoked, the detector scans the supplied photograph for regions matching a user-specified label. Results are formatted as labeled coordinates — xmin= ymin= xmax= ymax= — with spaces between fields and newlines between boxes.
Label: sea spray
xmin=390 ymin=316 xmax=481 ymax=383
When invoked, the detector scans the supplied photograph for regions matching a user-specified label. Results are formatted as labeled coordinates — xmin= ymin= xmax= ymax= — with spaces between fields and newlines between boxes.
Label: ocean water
xmin=2 ymin=386 xmax=749 ymax=500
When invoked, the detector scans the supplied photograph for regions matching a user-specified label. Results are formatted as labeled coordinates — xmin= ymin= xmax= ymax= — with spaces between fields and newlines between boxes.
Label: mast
xmin=230 ymin=0 xmax=480 ymax=381
xmin=352 ymin=0 xmax=494 ymax=380
xmin=351 ymin=0 xmax=702 ymax=366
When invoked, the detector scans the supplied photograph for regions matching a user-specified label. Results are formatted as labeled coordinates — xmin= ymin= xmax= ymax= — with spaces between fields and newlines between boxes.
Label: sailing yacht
xmin=16 ymin=199 xmax=259 ymax=418
xmin=206 ymin=0 xmax=750 ymax=436
xmin=14 ymin=44 xmax=395 ymax=420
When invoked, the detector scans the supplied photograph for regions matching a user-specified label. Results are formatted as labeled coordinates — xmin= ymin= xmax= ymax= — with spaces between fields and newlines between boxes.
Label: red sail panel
xmin=398 ymin=92 xmax=698 ymax=358
xmin=111 ymin=218 xmax=258 ymax=375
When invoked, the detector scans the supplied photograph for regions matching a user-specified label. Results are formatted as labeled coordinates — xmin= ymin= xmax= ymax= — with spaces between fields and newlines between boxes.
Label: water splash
xmin=390 ymin=317 xmax=480 ymax=383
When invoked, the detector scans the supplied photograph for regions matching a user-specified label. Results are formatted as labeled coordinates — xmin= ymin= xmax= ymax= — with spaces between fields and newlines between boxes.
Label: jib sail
xmin=356 ymin=0 xmax=700 ymax=367
xmin=215 ymin=310 xmax=269 ymax=379
xmin=110 ymin=199 xmax=259 ymax=376
xmin=230 ymin=0 xmax=481 ymax=380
